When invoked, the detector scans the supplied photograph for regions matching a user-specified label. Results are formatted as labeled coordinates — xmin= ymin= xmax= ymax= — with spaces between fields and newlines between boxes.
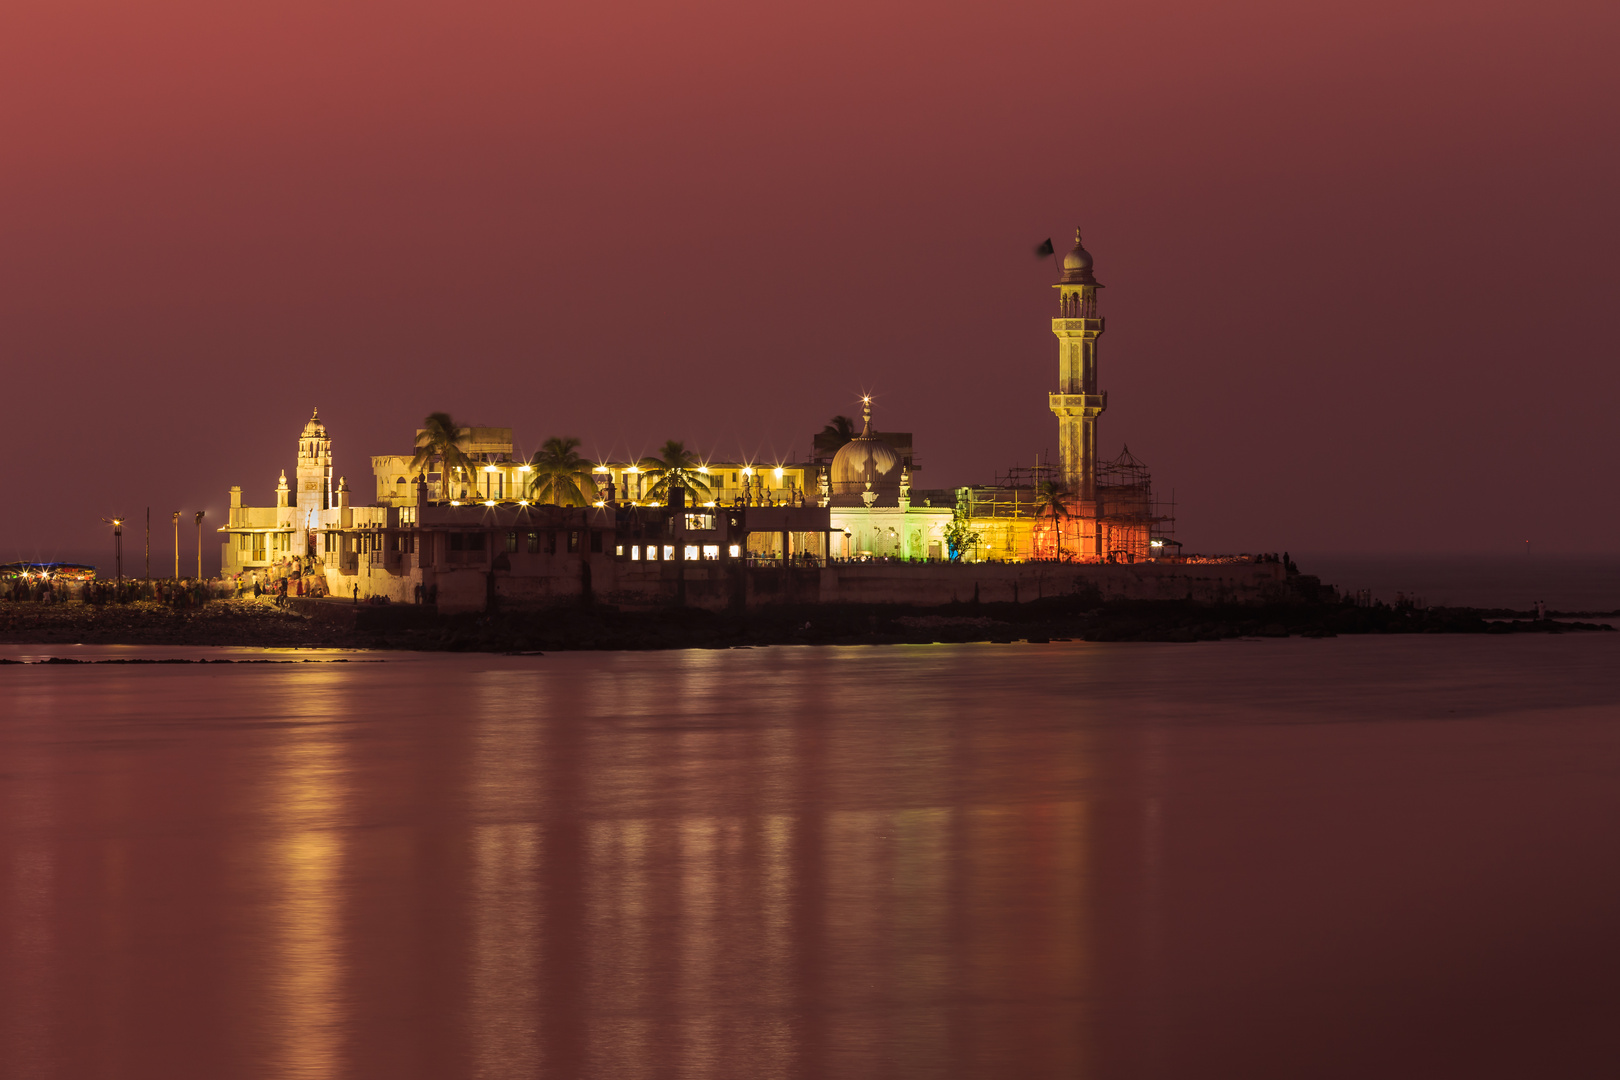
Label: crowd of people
xmin=1 ymin=555 xmax=336 ymax=610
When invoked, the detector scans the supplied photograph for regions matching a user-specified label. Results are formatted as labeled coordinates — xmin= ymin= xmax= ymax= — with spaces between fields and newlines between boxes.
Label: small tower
xmin=1049 ymin=228 xmax=1106 ymax=504
xmin=296 ymin=408 xmax=333 ymax=519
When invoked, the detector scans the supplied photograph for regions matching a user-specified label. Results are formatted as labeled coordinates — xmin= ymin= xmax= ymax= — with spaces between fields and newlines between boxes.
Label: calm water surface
xmin=3 ymin=638 xmax=1619 ymax=1079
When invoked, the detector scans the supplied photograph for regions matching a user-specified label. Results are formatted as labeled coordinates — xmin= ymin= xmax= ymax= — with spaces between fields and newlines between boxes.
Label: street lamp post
xmin=172 ymin=511 xmax=181 ymax=579
xmin=195 ymin=511 xmax=206 ymax=579
xmin=104 ymin=518 xmax=124 ymax=583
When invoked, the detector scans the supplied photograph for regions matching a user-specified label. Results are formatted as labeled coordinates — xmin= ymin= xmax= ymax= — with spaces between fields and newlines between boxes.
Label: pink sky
xmin=3 ymin=0 xmax=1617 ymax=569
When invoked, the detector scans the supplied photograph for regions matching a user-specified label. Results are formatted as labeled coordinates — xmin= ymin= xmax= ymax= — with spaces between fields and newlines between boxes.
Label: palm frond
xmin=636 ymin=440 xmax=712 ymax=502
xmin=526 ymin=435 xmax=599 ymax=506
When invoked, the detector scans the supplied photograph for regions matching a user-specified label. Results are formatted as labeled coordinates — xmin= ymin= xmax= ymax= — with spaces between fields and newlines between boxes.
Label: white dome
xmin=1058 ymin=227 xmax=1099 ymax=285
xmin=829 ymin=402 xmax=902 ymax=507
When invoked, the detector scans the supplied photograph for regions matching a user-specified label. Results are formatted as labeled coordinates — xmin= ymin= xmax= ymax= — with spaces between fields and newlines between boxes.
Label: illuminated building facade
xmin=219 ymin=224 xmax=1178 ymax=600
xmin=822 ymin=398 xmax=953 ymax=561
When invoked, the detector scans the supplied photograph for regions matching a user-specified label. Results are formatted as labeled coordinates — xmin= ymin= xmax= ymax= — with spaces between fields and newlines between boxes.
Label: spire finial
xmin=860 ymin=395 xmax=873 ymax=433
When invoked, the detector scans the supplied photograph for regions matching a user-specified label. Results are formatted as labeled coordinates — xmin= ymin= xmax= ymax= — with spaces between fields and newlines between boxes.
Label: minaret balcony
xmin=1052 ymin=317 xmax=1104 ymax=334
xmin=1049 ymin=392 xmax=1107 ymax=416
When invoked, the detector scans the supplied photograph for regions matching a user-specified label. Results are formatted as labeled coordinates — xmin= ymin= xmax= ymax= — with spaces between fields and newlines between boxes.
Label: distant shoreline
xmin=1 ymin=597 xmax=1613 ymax=654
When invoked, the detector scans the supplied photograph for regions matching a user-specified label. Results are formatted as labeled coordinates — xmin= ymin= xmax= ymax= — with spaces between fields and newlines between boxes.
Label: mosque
xmin=218 ymin=228 xmax=1171 ymax=606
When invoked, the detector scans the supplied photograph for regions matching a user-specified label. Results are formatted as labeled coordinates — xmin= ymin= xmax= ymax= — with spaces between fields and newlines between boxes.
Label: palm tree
xmin=409 ymin=412 xmax=480 ymax=503
xmin=526 ymin=436 xmax=598 ymax=506
xmin=637 ymin=440 xmax=713 ymax=503
xmin=1034 ymin=479 xmax=1075 ymax=560
xmin=818 ymin=415 xmax=856 ymax=452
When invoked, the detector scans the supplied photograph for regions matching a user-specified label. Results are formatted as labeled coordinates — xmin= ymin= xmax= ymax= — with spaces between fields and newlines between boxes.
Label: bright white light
xmin=593 ymin=465 xmax=609 ymax=472
xmin=519 ymin=499 xmax=530 ymax=506
xmin=697 ymin=466 xmax=709 ymax=474
xmin=702 ymin=501 xmax=716 ymax=508
xmin=519 ymin=464 xmax=532 ymax=472
xmin=626 ymin=466 xmax=639 ymax=474
xmin=484 ymin=464 xmax=496 ymax=472
xmin=483 ymin=500 xmax=495 ymax=507
xmin=593 ymin=501 xmax=605 ymax=508
xmin=741 ymin=467 xmax=753 ymax=477
xmin=450 ymin=500 xmax=462 ymax=506
xmin=773 ymin=467 xmax=784 ymax=480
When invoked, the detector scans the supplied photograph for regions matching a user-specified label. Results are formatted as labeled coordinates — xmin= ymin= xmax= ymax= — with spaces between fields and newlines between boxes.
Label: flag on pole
xmin=1034 ymin=238 xmax=1055 ymax=258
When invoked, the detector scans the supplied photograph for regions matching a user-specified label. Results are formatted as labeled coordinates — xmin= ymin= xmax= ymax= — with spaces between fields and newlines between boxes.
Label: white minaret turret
xmin=296 ymin=408 xmax=333 ymax=520
xmin=1049 ymin=228 xmax=1106 ymax=505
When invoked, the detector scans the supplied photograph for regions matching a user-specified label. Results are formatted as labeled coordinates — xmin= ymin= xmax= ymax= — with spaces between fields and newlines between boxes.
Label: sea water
xmin=3 ymin=636 xmax=1619 ymax=1079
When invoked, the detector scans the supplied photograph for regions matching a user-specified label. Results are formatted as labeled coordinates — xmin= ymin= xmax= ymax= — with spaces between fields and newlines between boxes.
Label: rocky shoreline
xmin=0 ymin=596 xmax=1613 ymax=654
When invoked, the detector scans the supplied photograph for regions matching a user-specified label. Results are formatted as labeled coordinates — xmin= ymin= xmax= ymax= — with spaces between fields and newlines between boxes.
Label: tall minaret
xmin=1049 ymin=227 xmax=1106 ymax=502
xmin=296 ymin=408 xmax=333 ymax=523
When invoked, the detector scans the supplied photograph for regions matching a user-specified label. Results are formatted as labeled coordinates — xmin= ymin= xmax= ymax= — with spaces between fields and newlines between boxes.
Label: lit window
xmin=702 ymin=545 xmax=719 ymax=560
xmin=663 ymin=545 xmax=675 ymax=561
xmin=727 ymin=544 xmax=740 ymax=558
xmin=684 ymin=545 xmax=699 ymax=561
xmin=630 ymin=546 xmax=640 ymax=560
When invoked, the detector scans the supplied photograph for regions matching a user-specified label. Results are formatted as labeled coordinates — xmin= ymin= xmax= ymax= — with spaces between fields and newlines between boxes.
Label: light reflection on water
xmin=2 ymin=637 xmax=1619 ymax=1078
xmin=264 ymin=667 xmax=351 ymax=1080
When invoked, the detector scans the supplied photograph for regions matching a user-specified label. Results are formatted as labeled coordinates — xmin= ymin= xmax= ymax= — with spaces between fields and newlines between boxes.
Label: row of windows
xmin=627 ymin=544 xmax=739 ymax=561
xmin=235 ymin=532 xmax=290 ymax=560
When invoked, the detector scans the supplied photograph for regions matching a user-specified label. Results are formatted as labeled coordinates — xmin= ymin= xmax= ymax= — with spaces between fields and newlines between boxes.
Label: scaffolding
xmin=1095 ymin=445 xmax=1177 ymax=561
xmin=962 ymin=461 xmax=1056 ymax=519
xmin=960 ymin=450 xmax=1178 ymax=562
